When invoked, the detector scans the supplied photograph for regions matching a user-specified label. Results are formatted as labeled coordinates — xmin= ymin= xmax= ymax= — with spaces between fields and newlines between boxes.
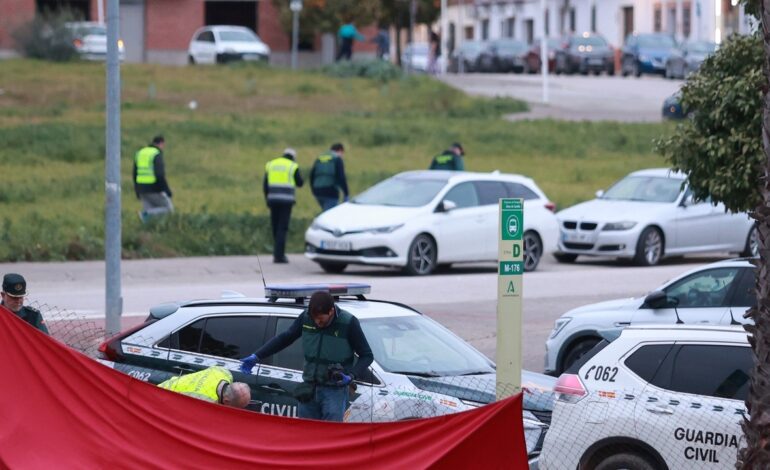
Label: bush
xmin=12 ymin=9 xmax=79 ymax=62
xmin=322 ymin=59 xmax=402 ymax=82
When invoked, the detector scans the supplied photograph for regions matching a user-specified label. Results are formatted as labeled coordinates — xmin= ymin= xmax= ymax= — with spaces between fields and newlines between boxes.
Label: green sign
xmin=501 ymin=199 xmax=523 ymax=241
xmin=499 ymin=261 xmax=524 ymax=275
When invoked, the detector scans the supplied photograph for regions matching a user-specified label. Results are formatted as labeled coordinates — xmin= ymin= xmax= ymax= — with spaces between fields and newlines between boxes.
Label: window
xmin=177 ymin=319 xmax=205 ymax=352
xmin=197 ymin=31 xmax=215 ymax=43
xmin=569 ymin=8 xmax=575 ymax=32
xmin=730 ymin=269 xmax=757 ymax=308
xmin=443 ymin=182 xmax=479 ymax=209
xmin=683 ymin=4 xmax=691 ymax=38
xmin=624 ymin=344 xmax=674 ymax=382
xmin=664 ymin=345 xmax=752 ymax=400
xmin=591 ymin=5 xmax=597 ymax=32
xmin=481 ymin=19 xmax=490 ymax=40
xmin=664 ymin=267 xmax=740 ymax=308
xmin=545 ymin=9 xmax=550 ymax=35
xmin=271 ymin=317 xmax=305 ymax=371
xmin=170 ymin=316 xmax=268 ymax=359
xmin=506 ymin=17 xmax=515 ymax=38
xmin=504 ymin=182 xmax=539 ymax=200
xmin=654 ymin=5 xmax=662 ymax=32
xmin=473 ymin=181 xmax=507 ymax=206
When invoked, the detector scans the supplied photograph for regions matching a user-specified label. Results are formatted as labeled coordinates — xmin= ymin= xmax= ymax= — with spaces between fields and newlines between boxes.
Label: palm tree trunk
xmin=739 ymin=1 xmax=770 ymax=467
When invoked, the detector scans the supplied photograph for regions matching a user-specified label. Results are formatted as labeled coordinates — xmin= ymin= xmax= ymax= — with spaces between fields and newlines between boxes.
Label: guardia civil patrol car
xmin=97 ymin=283 xmax=555 ymax=463
xmin=539 ymin=325 xmax=750 ymax=470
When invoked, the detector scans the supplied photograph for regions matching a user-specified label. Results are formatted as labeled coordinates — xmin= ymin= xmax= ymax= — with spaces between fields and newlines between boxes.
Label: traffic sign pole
xmin=496 ymin=198 xmax=523 ymax=399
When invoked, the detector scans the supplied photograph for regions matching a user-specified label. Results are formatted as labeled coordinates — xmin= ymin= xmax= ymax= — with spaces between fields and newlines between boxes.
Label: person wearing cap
xmin=134 ymin=135 xmax=173 ymax=222
xmin=158 ymin=366 xmax=251 ymax=408
xmin=429 ymin=142 xmax=465 ymax=171
xmin=264 ymin=148 xmax=304 ymax=263
xmin=1 ymin=273 xmax=48 ymax=334
xmin=239 ymin=291 xmax=373 ymax=422
xmin=310 ymin=143 xmax=349 ymax=212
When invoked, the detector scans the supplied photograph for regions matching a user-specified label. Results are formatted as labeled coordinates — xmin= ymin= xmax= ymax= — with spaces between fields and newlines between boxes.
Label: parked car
xmin=305 ymin=170 xmax=559 ymax=275
xmin=97 ymin=283 xmax=555 ymax=465
xmin=188 ymin=25 xmax=270 ymax=65
xmin=524 ymin=38 xmax=562 ymax=73
xmin=476 ymin=39 xmax=528 ymax=73
xmin=544 ymin=258 xmax=755 ymax=375
xmin=540 ymin=324 xmax=750 ymax=470
xmin=64 ymin=22 xmax=124 ymax=61
xmin=665 ymin=40 xmax=717 ymax=79
xmin=621 ymin=33 xmax=678 ymax=77
xmin=662 ymin=91 xmax=689 ymax=119
xmin=555 ymin=32 xmax=614 ymax=75
xmin=401 ymin=42 xmax=430 ymax=72
xmin=554 ymin=168 xmax=757 ymax=266
xmin=449 ymin=40 xmax=487 ymax=73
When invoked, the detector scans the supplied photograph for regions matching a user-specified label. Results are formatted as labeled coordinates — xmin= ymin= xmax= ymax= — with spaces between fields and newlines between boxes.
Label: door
xmin=672 ymin=189 xmax=721 ymax=252
xmin=714 ymin=201 xmax=754 ymax=251
xmin=433 ymin=182 xmax=487 ymax=262
xmin=473 ymin=180 xmax=509 ymax=260
xmin=120 ymin=0 xmax=144 ymax=63
xmin=192 ymin=30 xmax=217 ymax=63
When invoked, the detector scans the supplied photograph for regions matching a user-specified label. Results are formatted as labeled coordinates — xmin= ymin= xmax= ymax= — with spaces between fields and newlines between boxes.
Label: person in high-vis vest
xmin=133 ymin=135 xmax=173 ymax=222
xmin=239 ymin=291 xmax=373 ymax=422
xmin=310 ymin=143 xmax=349 ymax=212
xmin=429 ymin=142 xmax=465 ymax=171
xmin=158 ymin=366 xmax=251 ymax=408
xmin=263 ymin=148 xmax=304 ymax=263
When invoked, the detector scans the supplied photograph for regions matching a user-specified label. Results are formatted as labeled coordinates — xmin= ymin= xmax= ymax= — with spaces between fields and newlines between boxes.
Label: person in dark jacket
xmin=239 ymin=291 xmax=373 ymax=422
xmin=310 ymin=143 xmax=349 ymax=212
xmin=429 ymin=142 xmax=465 ymax=171
xmin=263 ymin=148 xmax=304 ymax=263
xmin=133 ymin=135 xmax=173 ymax=222
xmin=1 ymin=273 xmax=48 ymax=334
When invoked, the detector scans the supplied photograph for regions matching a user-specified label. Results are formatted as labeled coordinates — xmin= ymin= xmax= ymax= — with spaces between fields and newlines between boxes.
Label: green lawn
xmin=0 ymin=59 xmax=669 ymax=261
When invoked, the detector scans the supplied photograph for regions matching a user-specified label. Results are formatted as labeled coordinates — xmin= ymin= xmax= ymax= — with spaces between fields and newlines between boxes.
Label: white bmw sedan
xmin=555 ymin=168 xmax=757 ymax=266
xmin=304 ymin=170 xmax=559 ymax=275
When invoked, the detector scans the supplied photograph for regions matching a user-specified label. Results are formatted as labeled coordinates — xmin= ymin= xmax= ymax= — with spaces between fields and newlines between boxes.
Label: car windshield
xmin=461 ymin=41 xmax=485 ymax=53
xmin=408 ymin=44 xmax=429 ymax=55
xmin=360 ymin=316 xmax=494 ymax=377
xmin=638 ymin=35 xmax=675 ymax=48
xmin=68 ymin=24 xmax=106 ymax=36
xmin=495 ymin=40 xmax=527 ymax=53
xmin=574 ymin=36 xmax=607 ymax=46
xmin=602 ymin=175 xmax=683 ymax=203
xmin=352 ymin=176 xmax=446 ymax=207
xmin=219 ymin=30 xmax=259 ymax=42
xmin=688 ymin=42 xmax=716 ymax=54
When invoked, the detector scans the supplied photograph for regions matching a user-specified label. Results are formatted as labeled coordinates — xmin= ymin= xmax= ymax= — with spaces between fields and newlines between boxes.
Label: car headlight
xmin=639 ymin=54 xmax=650 ymax=62
xmin=549 ymin=318 xmax=571 ymax=339
xmin=310 ymin=221 xmax=329 ymax=232
xmin=602 ymin=221 xmax=638 ymax=231
xmin=365 ymin=224 xmax=403 ymax=234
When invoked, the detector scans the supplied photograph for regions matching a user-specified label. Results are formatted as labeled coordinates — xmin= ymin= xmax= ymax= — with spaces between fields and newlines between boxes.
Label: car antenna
xmin=255 ymin=251 xmax=267 ymax=290
xmin=673 ymin=303 xmax=684 ymax=325
xmin=728 ymin=308 xmax=741 ymax=326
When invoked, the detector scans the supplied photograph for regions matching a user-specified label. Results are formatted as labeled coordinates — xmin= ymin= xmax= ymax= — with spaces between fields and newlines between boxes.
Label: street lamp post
xmin=290 ymin=0 xmax=303 ymax=70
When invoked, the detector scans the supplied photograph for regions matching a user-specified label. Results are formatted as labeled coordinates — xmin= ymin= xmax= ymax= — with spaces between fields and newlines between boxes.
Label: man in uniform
xmin=134 ymin=135 xmax=173 ymax=222
xmin=264 ymin=148 xmax=304 ymax=264
xmin=429 ymin=142 xmax=465 ymax=171
xmin=310 ymin=143 xmax=349 ymax=212
xmin=239 ymin=291 xmax=373 ymax=422
xmin=158 ymin=366 xmax=251 ymax=408
xmin=1 ymin=273 xmax=48 ymax=334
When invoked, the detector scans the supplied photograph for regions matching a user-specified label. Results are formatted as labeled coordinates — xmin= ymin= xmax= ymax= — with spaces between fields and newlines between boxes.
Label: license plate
xmin=588 ymin=58 xmax=603 ymax=66
xmin=243 ymin=54 xmax=260 ymax=61
xmin=562 ymin=232 xmax=593 ymax=243
xmin=320 ymin=240 xmax=352 ymax=251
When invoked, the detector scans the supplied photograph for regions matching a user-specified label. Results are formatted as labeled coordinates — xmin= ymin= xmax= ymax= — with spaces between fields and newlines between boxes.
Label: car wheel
xmin=404 ymin=234 xmax=437 ymax=276
xmin=553 ymin=253 xmax=578 ymax=263
xmin=188 ymin=55 xmax=196 ymax=65
xmin=318 ymin=261 xmax=348 ymax=274
xmin=633 ymin=60 xmax=642 ymax=77
xmin=561 ymin=338 xmax=600 ymax=373
xmin=593 ymin=452 xmax=658 ymax=470
xmin=741 ymin=225 xmax=760 ymax=258
xmin=664 ymin=63 xmax=671 ymax=79
xmin=621 ymin=57 xmax=630 ymax=77
xmin=523 ymin=231 xmax=543 ymax=272
xmin=634 ymin=227 xmax=664 ymax=266
xmin=607 ymin=64 xmax=615 ymax=76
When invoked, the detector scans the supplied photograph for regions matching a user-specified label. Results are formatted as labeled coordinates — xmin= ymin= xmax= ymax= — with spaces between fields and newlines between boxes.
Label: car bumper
xmin=217 ymin=52 xmax=269 ymax=63
xmin=543 ymin=338 xmax=558 ymax=376
xmin=640 ymin=60 xmax=665 ymax=74
xmin=556 ymin=226 xmax=641 ymax=258
xmin=304 ymin=227 xmax=409 ymax=268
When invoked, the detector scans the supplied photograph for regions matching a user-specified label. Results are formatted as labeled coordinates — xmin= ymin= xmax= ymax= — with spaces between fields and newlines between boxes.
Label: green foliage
xmin=656 ymin=33 xmax=763 ymax=213
xmin=322 ymin=59 xmax=403 ymax=82
xmin=271 ymin=0 xmax=380 ymax=36
xmin=12 ymin=9 xmax=79 ymax=62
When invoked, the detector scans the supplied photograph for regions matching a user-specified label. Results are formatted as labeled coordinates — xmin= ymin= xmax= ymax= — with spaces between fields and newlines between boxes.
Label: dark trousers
xmin=269 ymin=202 xmax=293 ymax=260
xmin=336 ymin=38 xmax=353 ymax=61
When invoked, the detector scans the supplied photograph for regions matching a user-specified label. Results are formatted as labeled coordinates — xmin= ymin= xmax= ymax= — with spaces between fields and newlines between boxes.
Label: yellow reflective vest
xmin=265 ymin=156 xmax=299 ymax=203
xmin=158 ymin=366 xmax=232 ymax=403
xmin=135 ymin=146 xmax=160 ymax=184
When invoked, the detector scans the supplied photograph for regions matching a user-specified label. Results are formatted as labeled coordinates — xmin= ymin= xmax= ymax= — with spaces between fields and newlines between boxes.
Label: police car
xmin=539 ymin=325 xmax=750 ymax=470
xmin=97 ymin=283 xmax=555 ymax=463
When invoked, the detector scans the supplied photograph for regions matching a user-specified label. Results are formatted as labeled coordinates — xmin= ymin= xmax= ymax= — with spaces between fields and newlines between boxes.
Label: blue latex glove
xmin=335 ymin=372 xmax=353 ymax=386
xmin=240 ymin=354 xmax=258 ymax=374
xmin=343 ymin=196 xmax=349 ymax=202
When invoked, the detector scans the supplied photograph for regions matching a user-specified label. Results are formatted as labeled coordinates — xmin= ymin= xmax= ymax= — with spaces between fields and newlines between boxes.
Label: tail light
xmin=545 ymin=201 xmax=556 ymax=213
xmin=97 ymin=320 xmax=154 ymax=361
xmin=554 ymin=373 xmax=587 ymax=403
xmin=73 ymin=38 xmax=83 ymax=48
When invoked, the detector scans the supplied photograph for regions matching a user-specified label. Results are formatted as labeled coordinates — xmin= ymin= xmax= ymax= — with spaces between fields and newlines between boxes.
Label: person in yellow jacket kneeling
xmin=159 ymin=366 xmax=251 ymax=409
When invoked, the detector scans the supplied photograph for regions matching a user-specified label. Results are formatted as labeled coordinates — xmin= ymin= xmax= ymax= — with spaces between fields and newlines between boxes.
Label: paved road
xmin=440 ymin=73 xmax=683 ymax=122
xmin=4 ymin=253 xmax=722 ymax=373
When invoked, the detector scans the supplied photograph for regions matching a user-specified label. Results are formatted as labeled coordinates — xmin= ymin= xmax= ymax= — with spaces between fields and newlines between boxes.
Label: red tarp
xmin=0 ymin=306 xmax=528 ymax=469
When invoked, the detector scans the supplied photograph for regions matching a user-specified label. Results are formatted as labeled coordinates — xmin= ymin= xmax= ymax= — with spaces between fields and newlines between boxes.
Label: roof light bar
xmin=264 ymin=283 xmax=371 ymax=300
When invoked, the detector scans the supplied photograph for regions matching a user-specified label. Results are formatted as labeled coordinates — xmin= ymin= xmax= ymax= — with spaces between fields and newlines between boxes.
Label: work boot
xmin=273 ymin=256 xmax=289 ymax=264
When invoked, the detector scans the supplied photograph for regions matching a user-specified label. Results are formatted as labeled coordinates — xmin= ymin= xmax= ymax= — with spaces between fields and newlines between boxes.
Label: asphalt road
xmin=440 ymin=73 xmax=683 ymax=122
xmin=3 ymin=252 xmax=723 ymax=373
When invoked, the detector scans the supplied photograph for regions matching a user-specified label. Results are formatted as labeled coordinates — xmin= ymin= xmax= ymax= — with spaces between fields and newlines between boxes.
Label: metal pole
xmin=105 ymin=0 xmax=122 ymax=336
xmin=458 ymin=0 xmax=465 ymax=74
xmin=541 ymin=0 xmax=549 ymax=104
xmin=440 ymin=0 xmax=448 ymax=74
xmin=291 ymin=10 xmax=299 ymax=70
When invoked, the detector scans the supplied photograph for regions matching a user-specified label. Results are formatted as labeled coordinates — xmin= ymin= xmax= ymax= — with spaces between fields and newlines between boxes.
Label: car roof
xmin=620 ymin=324 xmax=749 ymax=343
xmin=626 ymin=167 xmax=685 ymax=179
xmin=395 ymin=170 xmax=536 ymax=185
xmin=203 ymin=25 xmax=254 ymax=33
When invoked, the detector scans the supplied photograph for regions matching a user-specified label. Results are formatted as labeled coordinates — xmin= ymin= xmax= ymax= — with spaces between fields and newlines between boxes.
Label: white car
xmin=304 ymin=170 xmax=559 ymax=275
xmin=401 ymin=43 xmax=430 ymax=72
xmin=188 ymin=25 xmax=270 ymax=65
xmin=540 ymin=325 xmax=750 ymax=470
xmin=65 ymin=22 xmax=125 ymax=61
xmin=544 ymin=258 xmax=755 ymax=375
xmin=555 ymin=168 xmax=757 ymax=266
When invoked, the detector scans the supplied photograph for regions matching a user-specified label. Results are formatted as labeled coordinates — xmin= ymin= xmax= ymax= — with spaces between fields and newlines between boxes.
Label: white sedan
xmin=305 ymin=170 xmax=559 ymax=275
xmin=65 ymin=22 xmax=125 ymax=61
xmin=188 ymin=25 xmax=270 ymax=65
xmin=555 ymin=168 xmax=757 ymax=266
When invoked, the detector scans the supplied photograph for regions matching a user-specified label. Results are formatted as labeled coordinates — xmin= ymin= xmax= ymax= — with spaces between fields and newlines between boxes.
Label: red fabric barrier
xmin=0 ymin=307 xmax=528 ymax=469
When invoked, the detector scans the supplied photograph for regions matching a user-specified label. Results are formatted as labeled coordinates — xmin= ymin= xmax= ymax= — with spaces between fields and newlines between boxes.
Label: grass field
xmin=0 ymin=59 xmax=669 ymax=261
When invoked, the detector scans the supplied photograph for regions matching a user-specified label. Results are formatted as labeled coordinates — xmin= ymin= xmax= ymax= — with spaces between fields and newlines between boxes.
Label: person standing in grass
xmin=310 ymin=143 xmax=349 ymax=212
xmin=133 ymin=135 xmax=173 ymax=222
xmin=429 ymin=142 xmax=465 ymax=171
xmin=264 ymin=148 xmax=304 ymax=264
xmin=336 ymin=20 xmax=365 ymax=61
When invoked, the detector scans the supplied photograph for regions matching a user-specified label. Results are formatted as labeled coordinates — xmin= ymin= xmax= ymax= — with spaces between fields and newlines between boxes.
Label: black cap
xmin=151 ymin=135 xmax=165 ymax=145
xmin=451 ymin=142 xmax=464 ymax=155
xmin=330 ymin=143 xmax=344 ymax=152
xmin=2 ymin=273 xmax=26 ymax=297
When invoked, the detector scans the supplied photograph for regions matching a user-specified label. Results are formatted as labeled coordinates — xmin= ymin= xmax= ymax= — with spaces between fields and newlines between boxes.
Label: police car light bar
xmin=264 ymin=283 xmax=371 ymax=302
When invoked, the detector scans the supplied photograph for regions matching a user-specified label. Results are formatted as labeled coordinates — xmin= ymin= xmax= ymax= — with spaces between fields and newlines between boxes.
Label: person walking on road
xmin=134 ymin=135 xmax=173 ymax=222
xmin=264 ymin=148 xmax=304 ymax=264
xmin=429 ymin=142 xmax=465 ymax=171
xmin=310 ymin=143 xmax=349 ymax=212
xmin=336 ymin=20 xmax=364 ymax=61
xmin=158 ymin=366 xmax=251 ymax=408
xmin=1 ymin=273 xmax=48 ymax=334
xmin=240 ymin=291 xmax=373 ymax=422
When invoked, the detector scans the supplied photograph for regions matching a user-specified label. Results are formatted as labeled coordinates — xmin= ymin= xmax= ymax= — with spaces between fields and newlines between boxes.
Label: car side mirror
xmin=643 ymin=290 xmax=677 ymax=309
xmin=437 ymin=199 xmax=457 ymax=213
xmin=595 ymin=189 xmax=605 ymax=198
xmin=680 ymin=194 xmax=694 ymax=207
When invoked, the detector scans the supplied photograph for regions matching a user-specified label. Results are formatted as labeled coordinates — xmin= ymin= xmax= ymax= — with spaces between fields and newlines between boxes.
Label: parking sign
xmin=497 ymin=198 xmax=523 ymax=399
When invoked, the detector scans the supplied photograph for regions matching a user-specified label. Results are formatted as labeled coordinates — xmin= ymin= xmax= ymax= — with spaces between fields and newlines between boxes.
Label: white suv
xmin=540 ymin=325 xmax=751 ymax=470
xmin=188 ymin=25 xmax=270 ymax=64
